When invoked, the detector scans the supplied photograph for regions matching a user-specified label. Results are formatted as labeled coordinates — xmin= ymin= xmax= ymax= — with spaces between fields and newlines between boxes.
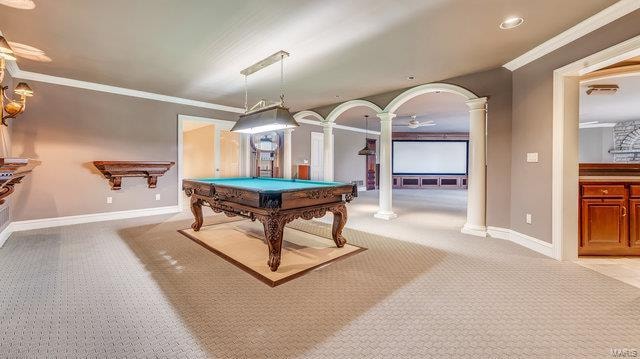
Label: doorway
xmin=177 ymin=114 xmax=246 ymax=210
xmin=554 ymin=34 xmax=640 ymax=260
xmin=310 ymin=132 xmax=324 ymax=181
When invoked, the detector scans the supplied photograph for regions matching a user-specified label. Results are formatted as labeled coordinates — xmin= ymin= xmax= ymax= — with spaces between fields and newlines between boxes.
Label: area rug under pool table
xmin=179 ymin=219 xmax=366 ymax=286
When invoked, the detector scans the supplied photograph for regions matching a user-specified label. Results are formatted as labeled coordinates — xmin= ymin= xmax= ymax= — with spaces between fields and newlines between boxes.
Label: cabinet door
xmin=580 ymin=198 xmax=628 ymax=254
xmin=629 ymin=198 xmax=640 ymax=248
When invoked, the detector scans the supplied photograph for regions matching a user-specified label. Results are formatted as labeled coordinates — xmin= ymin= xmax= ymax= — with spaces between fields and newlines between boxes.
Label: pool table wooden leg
xmin=190 ymin=196 xmax=204 ymax=231
xmin=330 ymin=203 xmax=347 ymax=247
xmin=261 ymin=216 xmax=286 ymax=272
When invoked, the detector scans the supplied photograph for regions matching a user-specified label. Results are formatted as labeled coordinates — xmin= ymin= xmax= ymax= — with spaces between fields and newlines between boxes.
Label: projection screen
xmin=392 ymin=141 xmax=468 ymax=174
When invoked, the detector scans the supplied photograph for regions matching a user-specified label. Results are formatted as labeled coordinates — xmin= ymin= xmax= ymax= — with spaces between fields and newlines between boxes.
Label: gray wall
xmin=579 ymin=127 xmax=614 ymax=163
xmin=10 ymin=80 xmax=235 ymax=221
xmin=290 ymin=123 xmax=376 ymax=185
xmin=309 ymin=67 xmax=513 ymax=228
xmin=511 ymin=9 xmax=640 ymax=242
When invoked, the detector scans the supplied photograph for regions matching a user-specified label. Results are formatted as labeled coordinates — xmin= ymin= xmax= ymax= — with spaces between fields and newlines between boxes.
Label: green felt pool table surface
xmin=191 ymin=177 xmax=346 ymax=192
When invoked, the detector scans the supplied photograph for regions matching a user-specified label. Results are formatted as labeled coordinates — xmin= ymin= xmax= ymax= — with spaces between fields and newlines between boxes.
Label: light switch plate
xmin=106 ymin=196 xmax=113 ymax=204
xmin=526 ymin=213 xmax=532 ymax=224
xmin=155 ymin=194 xmax=161 ymax=201
xmin=526 ymin=152 xmax=539 ymax=163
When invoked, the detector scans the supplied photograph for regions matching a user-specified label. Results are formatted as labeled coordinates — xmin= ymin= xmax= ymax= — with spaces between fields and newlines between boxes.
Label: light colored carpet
xmin=0 ymin=189 xmax=639 ymax=358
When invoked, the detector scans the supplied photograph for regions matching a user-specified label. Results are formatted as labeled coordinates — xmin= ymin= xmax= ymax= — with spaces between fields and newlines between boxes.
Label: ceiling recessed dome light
xmin=0 ymin=0 xmax=35 ymax=10
xmin=500 ymin=16 xmax=524 ymax=30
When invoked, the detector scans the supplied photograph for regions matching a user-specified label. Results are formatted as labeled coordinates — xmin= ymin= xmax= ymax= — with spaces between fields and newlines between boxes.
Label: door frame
xmin=177 ymin=114 xmax=249 ymax=211
xmin=552 ymin=34 xmax=640 ymax=260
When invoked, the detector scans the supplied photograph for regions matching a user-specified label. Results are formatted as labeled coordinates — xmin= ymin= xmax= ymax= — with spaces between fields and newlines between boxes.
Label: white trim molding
xmin=385 ymin=82 xmax=478 ymax=113
xmin=503 ymin=0 xmax=640 ymax=71
xmin=487 ymin=226 xmax=557 ymax=259
xmin=552 ymin=33 xmax=640 ymax=261
xmin=12 ymin=69 xmax=244 ymax=113
xmin=325 ymin=100 xmax=383 ymax=124
xmin=461 ymin=223 xmax=487 ymax=237
xmin=0 ymin=205 xmax=181 ymax=247
xmin=293 ymin=110 xmax=325 ymax=122
xmin=297 ymin=118 xmax=381 ymax=135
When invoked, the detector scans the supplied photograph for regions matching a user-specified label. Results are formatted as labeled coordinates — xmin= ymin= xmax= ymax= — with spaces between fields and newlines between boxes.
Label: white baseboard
xmin=0 ymin=205 xmax=181 ymax=248
xmin=461 ymin=223 xmax=488 ymax=237
xmin=0 ymin=224 xmax=13 ymax=248
xmin=487 ymin=226 xmax=556 ymax=258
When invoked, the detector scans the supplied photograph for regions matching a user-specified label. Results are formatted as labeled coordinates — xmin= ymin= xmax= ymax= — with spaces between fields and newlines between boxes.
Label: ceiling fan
xmin=392 ymin=115 xmax=436 ymax=129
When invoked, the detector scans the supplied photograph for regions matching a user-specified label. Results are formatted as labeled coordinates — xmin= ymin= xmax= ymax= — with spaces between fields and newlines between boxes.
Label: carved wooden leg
xmin=261 ymin=216 xmax=286 ymax=272
xmin=330 ymin=203 xmax=348 ymax=247
xmin=190 ymin=196 xmax=204 ymax=231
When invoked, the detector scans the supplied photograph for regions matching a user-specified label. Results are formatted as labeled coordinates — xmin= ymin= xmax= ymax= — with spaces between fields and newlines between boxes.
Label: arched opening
xmin=387 ymin=92 xmax=471 ymax=230
xmin=378 ymin=83 xmax=488 ymax=237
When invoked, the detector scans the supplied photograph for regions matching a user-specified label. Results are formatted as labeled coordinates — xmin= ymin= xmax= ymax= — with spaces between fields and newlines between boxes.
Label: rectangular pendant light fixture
xmin=232 ymin=50 xmax=299 ymax=134
xmin=231 ymin=104 xmax=299 ymax=134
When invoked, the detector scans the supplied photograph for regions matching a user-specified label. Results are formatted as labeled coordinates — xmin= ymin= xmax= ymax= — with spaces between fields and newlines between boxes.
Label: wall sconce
xmin=0 ymin=35 xmax=34 ymax=126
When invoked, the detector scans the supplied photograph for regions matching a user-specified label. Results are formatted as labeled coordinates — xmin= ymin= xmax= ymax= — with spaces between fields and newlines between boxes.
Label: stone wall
xmin=613 ymin=120 xmax=640 ymax=162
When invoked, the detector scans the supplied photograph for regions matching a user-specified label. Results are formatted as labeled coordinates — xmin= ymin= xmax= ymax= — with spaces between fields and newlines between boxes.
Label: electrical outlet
xmin=526 ymin=213 xmax=532 ymax=224
xmin=155 ymin=194 xmax=161 ymax=201
xmin=106 ymin=196 xmax=113 ymax=204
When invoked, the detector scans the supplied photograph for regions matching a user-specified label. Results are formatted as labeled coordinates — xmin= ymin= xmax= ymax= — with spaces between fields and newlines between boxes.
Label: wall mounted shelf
xmin=93 ymin=161 xmax=175 ymax=190
xmin=0 ymin=158 xmax=33 ymax=204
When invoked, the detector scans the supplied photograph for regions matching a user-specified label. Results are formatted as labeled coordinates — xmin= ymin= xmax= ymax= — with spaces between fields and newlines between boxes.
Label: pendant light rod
xmin=240 ymin=50 xmax=290 ymax=76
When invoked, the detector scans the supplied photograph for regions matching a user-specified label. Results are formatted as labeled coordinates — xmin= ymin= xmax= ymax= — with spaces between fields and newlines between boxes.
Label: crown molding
xmin=297 ymin=118 xmax=381 ymax=135
xmin=9 ymin=68 xmax=245 ymax=113
xmin=503 ymin=0 xmax=640 ymax=71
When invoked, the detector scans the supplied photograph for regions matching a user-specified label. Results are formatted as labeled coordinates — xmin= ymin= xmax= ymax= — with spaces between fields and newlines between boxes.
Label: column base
xmin=461 ymin=223 xmax=487 ymax=237
xmin=374 ymin=211 xmax=398 ymax=220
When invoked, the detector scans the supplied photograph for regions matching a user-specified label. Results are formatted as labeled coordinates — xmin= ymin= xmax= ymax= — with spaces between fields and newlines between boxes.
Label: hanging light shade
xmin=357 ymin=115 xmax=376 ymax=156
xmin=14 ymin=82 xmax=33 ymax=97
xmin=231 ymin=50 xmax=299 ymax=134
xmin=231 ymin=104 xmax=298 ymax=134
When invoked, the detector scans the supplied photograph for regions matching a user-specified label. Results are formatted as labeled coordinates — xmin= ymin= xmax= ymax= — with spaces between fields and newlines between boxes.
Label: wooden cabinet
xmin=630 ymin=198 xmax=640 ymax=249
xmin=579 ymin=182 xmax=640 ymax=255
xmin=580 ymin=198 xmax=628 ymax=254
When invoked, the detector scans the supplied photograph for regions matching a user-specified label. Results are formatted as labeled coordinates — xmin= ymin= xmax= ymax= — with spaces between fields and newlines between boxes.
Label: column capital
xmin=376 ymin=112 xmax=396 ymax=122
xmin=284 ymin=128 xmax=295 ymax=134
xmin=465 ymin=97 xmax=488 ymax=111
xmin=321 ymin=120 xmax=334 ymax=128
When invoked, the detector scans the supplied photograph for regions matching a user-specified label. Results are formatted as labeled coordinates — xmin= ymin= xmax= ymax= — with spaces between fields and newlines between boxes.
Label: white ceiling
xmin=0 ymin=0 xmax=615 ymax=112
xmin=580 ymin=74 xmax=640 ymax=123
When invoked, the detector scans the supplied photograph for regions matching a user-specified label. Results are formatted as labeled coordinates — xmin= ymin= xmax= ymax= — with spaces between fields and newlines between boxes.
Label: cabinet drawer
xmin=581 ymin=185 xmax=626 ymax=198
xmin=630 ymin=185 xmax=640 ymax=198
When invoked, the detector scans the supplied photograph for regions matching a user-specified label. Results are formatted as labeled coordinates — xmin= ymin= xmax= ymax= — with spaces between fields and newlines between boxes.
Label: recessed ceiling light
xmin=0 ymin=0 xmax=35 ymax=10
xmin=499 ymin=17 xmax=524 ymax=30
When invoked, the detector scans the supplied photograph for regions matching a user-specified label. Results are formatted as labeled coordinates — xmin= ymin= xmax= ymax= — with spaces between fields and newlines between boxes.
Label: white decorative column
xmin=374 ymin=112 xmax=397 ymax=220
xmin=322 ymin=121 xmax=334 ymax=181
xmin=283 ymin=128 xmax=293 ymax=179
xmin=462 ymin=97 xmax=488 ymax=237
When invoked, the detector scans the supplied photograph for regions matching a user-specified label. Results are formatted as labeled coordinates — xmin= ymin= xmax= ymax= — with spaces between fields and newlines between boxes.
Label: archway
xmin=378 ymin=83 xmax=488 ymax=237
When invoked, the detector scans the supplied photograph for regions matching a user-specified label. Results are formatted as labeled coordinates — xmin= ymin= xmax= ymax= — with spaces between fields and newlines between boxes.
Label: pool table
xmin=182 ymin=177 xmax=358 ymax=271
